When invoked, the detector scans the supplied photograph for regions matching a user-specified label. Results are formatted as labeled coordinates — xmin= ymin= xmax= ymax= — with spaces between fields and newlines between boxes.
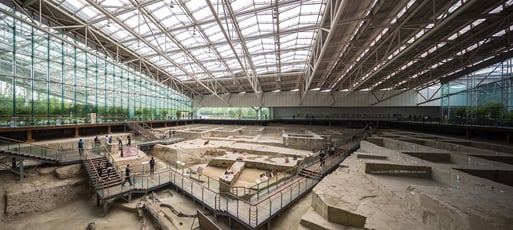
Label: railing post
xmin=256 ymin=206 xmax=259 ymax=226
xmin=290 ymin=185 xmax=292 ymax=202
xmin=281 ymin=192 xmax=283 ymax=208
xmin=249 ymin=205 xmax=252 ymax=226
xmin=269 ymin=199 xmax=272 ymax=219
xmin=257 ymin=183 xmax=260 ymax=200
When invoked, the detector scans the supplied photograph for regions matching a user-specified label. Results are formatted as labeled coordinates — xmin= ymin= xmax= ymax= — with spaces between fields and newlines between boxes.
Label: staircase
xmin=83 ymin=154 xmax=122 ymax=190
xmin=0 ymin=157 xmax=20 ymax=176
xmin=298 ymin=168 xmax=322 ymax=180
xmin=125 ymin=122 xmax=159 ymax=141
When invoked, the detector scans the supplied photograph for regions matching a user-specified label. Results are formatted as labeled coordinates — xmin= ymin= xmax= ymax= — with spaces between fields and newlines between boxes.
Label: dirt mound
xmin=149 ymin=144 xmax=178 ymax=165
xmin=55 ymin=164 xmax=85 ymax=179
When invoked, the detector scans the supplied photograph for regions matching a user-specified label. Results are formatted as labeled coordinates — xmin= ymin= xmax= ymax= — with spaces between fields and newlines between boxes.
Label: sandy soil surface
xmin=234 ymin=168 xmax=268 ymax=187
xmin=200 ymin=165 xmax=225 ymax=178
xmin=0 ymin=188 xmax=205 ymax=230
xmin=170 ymin=139 xmax=312 ymax=156
xmin=1 ymin=124 xmax=352 ymax=229
xmin=272 ymin=192 xmax=313 ymax=229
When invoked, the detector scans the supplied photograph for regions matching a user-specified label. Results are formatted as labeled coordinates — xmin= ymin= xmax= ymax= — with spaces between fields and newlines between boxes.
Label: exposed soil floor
xmin=2 ymin=124 xmax=348 ymax=229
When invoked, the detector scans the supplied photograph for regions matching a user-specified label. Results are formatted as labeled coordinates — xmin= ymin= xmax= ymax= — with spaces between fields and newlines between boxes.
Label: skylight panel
xmin=77 ymin=6 xmax=100 ymax=20
xmin=231 ymin=0 xmax=253 ymax=11
xmin=281 ymin=6 xmax=300 ymax=19
xmin=489 ymin=5 xmax=503 ymax=14
xmin=192 ymin=6 xmax=213 ymax=21
xmin=238 ymin=17 xmax=257 ymax=29
xmin=62 ymin=0 xmax=84 ymax=11
xmin=185 ymin=0 xmax=206 ymax=12
xmin=299 ymin=15 xmax=320 ymax=24
xmin=217 ymin=44 xmax=232 ymax=54
xmin=241 ymin=26 xmax=260 ymax=37
xmin=111 ymin=30 xmax=130 ymax=41
xmin=256 ymin=14 xmax=272 ymax=24
xmin=281 ymin=18 xmax=299 ymax=29
xmin=174 ymin=14 xmax=190 ymax=23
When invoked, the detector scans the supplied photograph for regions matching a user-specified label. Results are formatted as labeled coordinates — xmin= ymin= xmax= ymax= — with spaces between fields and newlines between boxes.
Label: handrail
xmin=85 ymin=150 xmax=106 ymax=189
xmin=0 ymin=135 xmax=61 ymax=151
xmin=98 ymin=125 xmax=372 ymax=228
xmin=0 ymin=135 xmax=24 ymax=143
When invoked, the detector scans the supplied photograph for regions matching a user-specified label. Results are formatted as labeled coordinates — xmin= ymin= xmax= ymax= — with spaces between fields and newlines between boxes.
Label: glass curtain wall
xmin=441 ymin=57 xmax=513 ymax=126
xmin=0 ymin=5 xmax=192 ymax=127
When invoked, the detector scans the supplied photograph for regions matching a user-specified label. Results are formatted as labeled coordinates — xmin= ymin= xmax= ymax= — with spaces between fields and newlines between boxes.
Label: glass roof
xmin=52 ymin=0 xmax=326 ymax=82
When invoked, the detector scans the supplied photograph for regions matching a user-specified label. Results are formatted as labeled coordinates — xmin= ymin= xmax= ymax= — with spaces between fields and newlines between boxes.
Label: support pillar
xmin=103 ymin=201 xmax=108 ymax=217
xmin=26 ymin=130 xmax=33 ymax=142
xmin=74 ymin=127 xmax=79 ymax=138
xmin=18 ymin=158 xmax=24 ymax=180
xmin=465 ymin=128 xmax=471 ymax=138
xmin=107 ymin=126 xmax=112 ymax=134
xmin=96 ymin=193 xmax=100 ymax=207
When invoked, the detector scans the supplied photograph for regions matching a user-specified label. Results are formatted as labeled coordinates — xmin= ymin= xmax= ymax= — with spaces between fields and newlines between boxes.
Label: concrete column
xmin=74 ymin=127 xmax=79 ymax=137
xmin=19 ymin=158 xmax=24 ymax=180
xmin=96 ymin=194 xmax=100 ymax=207
xmin=26 ymin=130 xmax=33 ymax=142
xmin=103 ymin=201 xmax=108 ymax=216
xmin=107 ymin=126 xmax=112 ymax=134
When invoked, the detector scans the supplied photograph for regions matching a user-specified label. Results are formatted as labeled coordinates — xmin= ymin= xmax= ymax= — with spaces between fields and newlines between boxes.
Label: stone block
xmin=311 ymin=184 xmax=367 ymax=228
xmin=365 ymin=162 xmax=431 ymax=178
xmin=55 ymin=164 xmax=85 ymax=179
xmin=300 ymin=207 xmax=359 ymax=230
xmin=357 ymin=153 xmax=387 ymax=160
xmin=402 ymin=152 xmax=451 ymax=163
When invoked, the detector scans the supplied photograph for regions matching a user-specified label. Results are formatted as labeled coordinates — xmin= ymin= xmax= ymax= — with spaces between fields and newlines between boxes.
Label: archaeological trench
xmin=1 ymin=124 xmax=513 ymax=229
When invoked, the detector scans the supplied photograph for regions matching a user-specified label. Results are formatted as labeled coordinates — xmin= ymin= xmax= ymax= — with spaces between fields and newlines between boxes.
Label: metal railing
xmin=0 ymin=136 xmax=62 ymax=161
xmin=93 ymin=126 xmax=373 ymax=228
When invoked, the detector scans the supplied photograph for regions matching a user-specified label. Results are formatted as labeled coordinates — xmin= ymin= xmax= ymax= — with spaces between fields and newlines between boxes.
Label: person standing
xmin=127 ymin=135 xmax=131 ymax=146
xmin=319 ymin=149 xmax=325 ymax=168
xmin=106 ymin=161 xmax=113 ymax=179
xmin=104 ymin=135 xmax=109 ymax=146
xmin=94 ymin=136 xmax=100 ymax=148
xmin=97 ymin=162 xmax=103 ymax=178
xmin=121 ymin=164 xmax=132 ymax=186
xmin=78 ymin=139 xmax=84 ymax=158
xmin=149 ymin=157 xmax=156 ymax=175
xmin=117 ymin=136 xmax=122 ymax=146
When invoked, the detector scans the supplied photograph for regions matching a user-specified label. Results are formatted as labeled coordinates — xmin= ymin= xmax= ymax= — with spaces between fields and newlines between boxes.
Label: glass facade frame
xmin=441 ymin=58 xmax=513 ymax=126
xmin=0 ymin=5 xmax=192 ymax=127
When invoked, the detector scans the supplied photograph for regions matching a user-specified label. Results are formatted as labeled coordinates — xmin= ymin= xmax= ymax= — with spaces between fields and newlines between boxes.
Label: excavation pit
xmin=454 ymin=168 xmax=513 ymax=187
xmin=469 ymin=155 xmax=513 ymax=166
xmin=402 ymin=151 xmax=452 ymax=163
